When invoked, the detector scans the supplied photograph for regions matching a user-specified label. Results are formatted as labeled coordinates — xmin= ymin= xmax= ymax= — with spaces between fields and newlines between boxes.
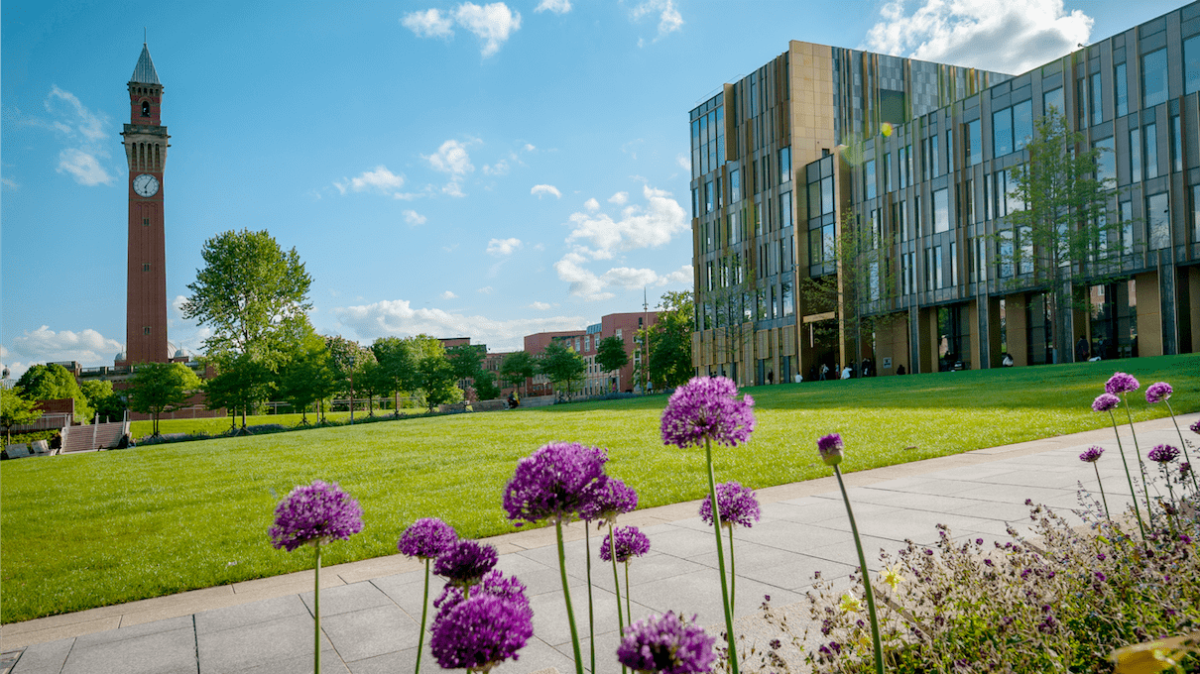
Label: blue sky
xmin=1 ymin=0 xmax=1187 ymax=378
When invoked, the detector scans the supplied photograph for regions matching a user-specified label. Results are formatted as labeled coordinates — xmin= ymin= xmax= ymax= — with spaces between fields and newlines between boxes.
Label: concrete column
xmin=1135 ymin=271 xmax=1163 ymax=357
xmin=968 ymin=300 xmax=982 ymax=370
xmin=1006 ymin=293 xmax=1028 ymax=366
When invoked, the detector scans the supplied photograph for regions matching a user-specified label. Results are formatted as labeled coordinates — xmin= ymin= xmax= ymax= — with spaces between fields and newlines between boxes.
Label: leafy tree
xmin=472 ymin=369 xmax=501 ymax=401
xmin=414 ymin=343 xmax=459 ymax=412
xmin=372 ymin=336 xmax=418 ymax=417
xmin=1002 ymin=109 xmax=1114 ymax=362
xmin=202 ymin=353 xmax=273 ymax=432
xmin=358 ymin=359 xmax=387 ymax=417
xmin=277 ymin=327 xmax=337 ymax=424
xmin=81 ymin=380 xmax=127 ymax=423
xmin=499 ymin=351 xmax=536 ymax=397
xmin=326 ymin=336 xmax=374 ymax=418
xmin=2 ymin=387 xmax=42 ymax=448
xmin=708 ymin=250 xmax=755 ymax=384
xmin=801 ymin=209 xmax=901 ymax=372
xmin=126 ymin=362 xmax=202 ymax=437
xmin=15 ymin=364 xmax=93 ymax=423
xmin=538 ymin=342 xmax=586 ymax=400
xmin=182 ymin=229 xmax=313 ymax=363
xmin=647 ymin=290 xmax=695 ymax=388
xmin=446 ymin=344 xmax=484 ymax=394
xmin=595 ymin=336 xmax=629 ymax=383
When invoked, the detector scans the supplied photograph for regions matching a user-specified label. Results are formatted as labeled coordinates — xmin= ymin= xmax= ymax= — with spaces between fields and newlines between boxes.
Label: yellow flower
xmin=880 ymin=564 xmax=904 ymax=591
xmin=839 ymin=593 xmax=862 ymax=614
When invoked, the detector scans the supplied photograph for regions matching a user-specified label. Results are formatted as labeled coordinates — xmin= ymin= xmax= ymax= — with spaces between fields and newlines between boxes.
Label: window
xmin=1144 ymin=123 xmax=1158 ymax=180
xmin=143 ymin=326 xmax=152 ymax=335
xmin=692 ymin=189 xmax=699 ymax=218
xmin=950 ymin=241 xmax=958 ymax=286
xmin=884 ymin=152 xmax=893 ymax=191
xmin=781 ymin=191 xmax=794 ymax=227
xmin=705 ymin=181 xmax=714 ymax=212
xmin=142 ymin=263 xmax=150 ymax=272
xmin=1018 ymin=226 xmax=1033 ymax=275
xmin=730 ymin=169 xmax=741 ymax=203
xmin=946 ymin=130 xmax=954 ymax=173
xmin=1120 ymin=199 xmax=1134 ymax=251
xmin=899 ymin=145 xmax=910 ymax=188
xmin=141 ymin=101 xmax=150 ymax=117
xmin=934 ymin=245 xmax=944 ymax=289
xmin=1091 ymin=73 xmax=1103 ymax=126
xmin=983 ymin=174 xmax=992 ymax=221
xmin=1193 ymin=184 xmax=1200 ymax=242
xmin=1095 ymin=137 xmax=1116 ymax=185
xmin=142 ymin=218 xmax=150 ymax=226
xmin=1013 ymin=100 xmax=1033 ymax=152
xmin=781 ymin=282 xmax=794 ymax=316
xmin=933 ymin=188 xmax=950 ymax=233
xmin=965 ymin=178 xmax=975 ymax=223
xmin=779 ymin=147 xmax=791 ymax=184
xmin=1130 ymin=127 xmax=1142 ymax=183
xmin=999 ymin=230 xmax=1014 ymax=278
xmin=915 ymin=196 xmax=922 ymax=237
xmin=967 ymin=120 xmax=982 ymax=165
xmin=1142 ymin=48 xmax=1168 ymax=108
xmin=1115 ymin=63 xmax=1128 ymax=117
xmin=1043 ymin=87 xmax=1064 ymax=117
xmin=864 ymin=159 xmax=876 ymax=199
xmin=1147 ymin=192 xmax=1169 ymax=250
xmin=821 ymin=176 xmax=833 ymax=215
xmin=1172 ymin=114 xmax=1183 ymax=173
xmin=993 ymin=107 xmax=1013 ymax=156
xmin=1188 ymin=35 xmax=1200 ymax=95
xmin=1077 ymin=78 xmax=1089 ymax=128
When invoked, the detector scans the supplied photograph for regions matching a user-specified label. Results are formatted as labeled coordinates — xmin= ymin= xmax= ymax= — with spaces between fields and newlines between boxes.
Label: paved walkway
xmin=4 ymin=412 xmax=1196 ymax=674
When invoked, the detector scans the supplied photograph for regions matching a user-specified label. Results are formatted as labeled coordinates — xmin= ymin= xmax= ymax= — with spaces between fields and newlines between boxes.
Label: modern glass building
xmin=690 ymin=2 xmax=1200 ymax=382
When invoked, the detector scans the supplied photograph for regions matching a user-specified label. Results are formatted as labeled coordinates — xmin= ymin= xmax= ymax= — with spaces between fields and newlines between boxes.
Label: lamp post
xmin=348 ymin=352 xmax=356 ymax=425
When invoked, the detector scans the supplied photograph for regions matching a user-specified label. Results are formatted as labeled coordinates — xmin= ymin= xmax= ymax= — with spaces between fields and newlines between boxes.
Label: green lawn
xmin=130 ymin=409 xmax=419 ymax=439
xmin=3 ymin=355 xmax=1198 ymax=624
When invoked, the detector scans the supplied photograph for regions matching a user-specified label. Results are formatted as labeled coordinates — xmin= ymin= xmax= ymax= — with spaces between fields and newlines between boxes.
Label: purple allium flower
xmin=1094 ymin=571 xmax=1107 ymax=582
xmin=1092 ymin=393 xmax=1120 ymax=413
xmin=429 ymin=593 xmax=533 ymax=671
xmin=817 ymin=433 xmax=844 ymax=467
xmin=1148 ymin=444 xmax=1180 ymax=464
xmin=434 ymin=569 xmax=529 ymax=613
xmin=1191 ymin=419 xmax=1200 ymax=435
xmin=1146 ymin=382 xmax=1172 ymax=403
xmin=616 ymin=611 xmax=717 ymax=674
xmin=1079 ymin=446 xmax=1105 ymax=463
xmin=1105 ymin=372 xmax=1139 ymax=395
xmin=578 ymin=477 xmax=638 ymax=524
xmin=268 ymin=480 xmax=363 ymax=553
xmin=698 ymin=481 xmax=761 ymax=529
xmin=398 ymin=518 xmax=457 ymax=560
xmin=433 ymin=539 xmax=499 ymax=587
xmin=1182 ymin=462 xmax=1193 ymax=476
xmin=600 ymin=525 xmax=651 ymax=564
xmin=503 ymin=442 xmax=608 ymax=526
xmin=660 ymin=377 xmax=755 ymax=449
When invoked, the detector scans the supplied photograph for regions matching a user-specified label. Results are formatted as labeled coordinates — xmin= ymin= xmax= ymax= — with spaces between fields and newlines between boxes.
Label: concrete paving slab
xmin=72 ymin=615 xmax=192 ymax=648
xmin=298 ymin=581 xmax=394 ymax=618
xmin=628 ymin=568 xmax=803 ymax=625
xmin=368 ymin=572 xmax=446 ymax=619
xmin=227 ymin=649 xmax=346 ymax=674
xmin=197 ymin=613 xmax=333 ymax=674
xmin=61 ymin=626 xmax=195 ymax=674
xmin=320 ymin=604 xmax=417 ymax=663
xmin=195 ymin=594 xmax=309 ymax=635
xmin=8 ymin=638 xmax=73 ymax=674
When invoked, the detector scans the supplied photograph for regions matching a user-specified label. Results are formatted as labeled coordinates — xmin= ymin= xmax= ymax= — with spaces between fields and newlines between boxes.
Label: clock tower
xmin=122 ymin=44 xmax=170 ymax=364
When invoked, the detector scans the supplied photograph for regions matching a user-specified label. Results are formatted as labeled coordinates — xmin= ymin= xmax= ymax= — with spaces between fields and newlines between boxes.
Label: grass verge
xmin=2 ymin=355 xmax=1198 ymax=623
xmin=130 ymin=409 xmax=420 ymax=439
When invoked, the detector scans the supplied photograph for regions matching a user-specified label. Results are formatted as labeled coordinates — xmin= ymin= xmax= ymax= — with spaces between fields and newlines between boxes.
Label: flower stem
xmin=609 ymin=523 xmax=626 ymax=674
xmin=1108 ymin=410 xmax=1147 ymax=539
xmin=1122 ymin=396 xmax=1155 ymax=524
xmin=556 ymin=519 xmax=585 ymax=674
xmin=585 ymin=526 xmax=595 ymax=674
xmin=834 ymin=465 xmax=883 ymax=674
xmin=1164 ymin=400 xmax=1200 ymax=494
xmin=415 ymin=558 xmax=430 ymax=674
xmin=1093 ymin=463 xmax=1111 ymax=522
xmin=314 ymin=543 xmax=322 ymax=674
xmin=704 ymin=438 xmax=739 ymax=674
xmin=727 ymin=525 xmax=737 ymax=612
xmin=623 ymin=562 xmax=631 ymax=624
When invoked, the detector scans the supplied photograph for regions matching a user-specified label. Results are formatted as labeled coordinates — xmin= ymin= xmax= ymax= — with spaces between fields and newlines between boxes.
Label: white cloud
xmin=528 ymin=301 xmax=552 ymax=310
xmin=630 ymin=0 xmax=683 ymax=41
xmin=864 ymin=0 xmax=1092 ymax=75
xmin=443 ymin=181 xmax=467 ymax=198
xmin=47 ymin=86 xmax=106 ymax=143
xmin=531 ymin=184 xmax=562 ymax=199
xmin=483 ymin=159 xmax=510 ymax=176
xmin=554 ymin=256 xmax=692 ymax=301
xmin=403 ymin=209 xmax=427 ymax=225
xmin=676 ymin=154 xmax=690 ymax=171
xmin=478 ymin=286 xmax=495 ymax=294
xmin=333 ymin=299 xmax=584 ymax=351
xmin=523 ymin=143 xmax=536 ymax=152
xmin=608 ymin=191 xmax=628 ymax=205
xmin=486 ymin=237 xmax=523 ymax=256
xmin=440 ymin=290 xmax=458 ymax=300
xmin=535 ymin=0 xmax=571 ymax=13
xmin=57 ymin=149 xmax=113 ymax=186
xmin=401 ymin=8 xmax=455 ymax=38
xmin=565 ymin=184 xmax=687 ymax=260
xmin=455 ymin=2 xmax=522 ymax=57
xmin=426 ymin=140 xmax=476 ymax=175
xmin=584 ymin=198 xmax=600 ymax=212
xmin=5 ymin=325 xmax=124 ymax=371
xmin=334 ymin=165 xmax=406 ymax=196
xmin=553 ymin=252 xmax=613 ymax=301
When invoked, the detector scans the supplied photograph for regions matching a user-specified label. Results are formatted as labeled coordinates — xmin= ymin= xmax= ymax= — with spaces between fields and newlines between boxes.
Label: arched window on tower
xmin=142 ymin=101 xmax=150 ymax=117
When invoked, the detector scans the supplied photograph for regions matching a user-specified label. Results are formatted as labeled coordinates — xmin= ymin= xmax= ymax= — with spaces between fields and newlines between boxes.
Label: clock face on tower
xmin=133 ymin=173 xmax=159 ymax=197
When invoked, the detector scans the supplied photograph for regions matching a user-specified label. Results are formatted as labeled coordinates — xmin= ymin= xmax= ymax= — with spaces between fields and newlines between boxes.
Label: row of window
xmin=694 ymin=147 xmax=792 ymax=218
xmin=698 ymin=281 xmax=795 ymax=331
